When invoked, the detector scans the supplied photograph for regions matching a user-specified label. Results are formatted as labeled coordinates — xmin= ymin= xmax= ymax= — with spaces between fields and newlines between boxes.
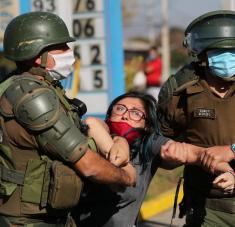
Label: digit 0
xmin=73 ymin=19 xmax=82 ymax=38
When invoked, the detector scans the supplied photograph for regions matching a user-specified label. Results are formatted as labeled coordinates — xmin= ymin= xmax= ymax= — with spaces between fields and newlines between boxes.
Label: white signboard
xmin=0 ymin=0 xmax=20 ymax=49
xmin=66 ymin=0 xmax=109 ymax=115
xmin=71 ymin=0 xmax=107 ymax=90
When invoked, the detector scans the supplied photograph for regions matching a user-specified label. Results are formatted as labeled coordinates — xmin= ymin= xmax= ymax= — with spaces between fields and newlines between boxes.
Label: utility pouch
xmin=48 ymin=161 xmax=83 ymax=209
xmin=21 ymin=159 xmax=49 ymax=204
xmin=0 ymin=144 xmax=19 ymax=196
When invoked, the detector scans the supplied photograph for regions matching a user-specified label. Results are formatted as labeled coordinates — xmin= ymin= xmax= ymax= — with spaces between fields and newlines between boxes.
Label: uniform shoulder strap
xmin=158 ymin=62 xmax=200 ymax=104
xmin=0 ymin=75 xmax=19 ymax=98
xmin=173 ymin=62 xmax=200 ymax=94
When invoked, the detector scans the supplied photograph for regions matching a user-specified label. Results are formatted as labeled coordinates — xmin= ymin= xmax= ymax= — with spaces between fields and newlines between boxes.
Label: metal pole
xmin=161 ymin=0 xmax=170 ymax=82
xmin=230 ymin=0 xmax=235 ymax=10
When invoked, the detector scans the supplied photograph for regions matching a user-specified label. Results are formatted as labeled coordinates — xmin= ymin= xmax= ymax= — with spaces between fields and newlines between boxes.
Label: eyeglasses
xmin=112 ymin=104 xmax=146 ymax=122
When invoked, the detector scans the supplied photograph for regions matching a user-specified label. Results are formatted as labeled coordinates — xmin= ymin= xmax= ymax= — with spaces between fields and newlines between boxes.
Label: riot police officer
xmin=0 ymin=11 xmax=136 ymax=226
xmin=158 ymin=10 xmax=235 ymax=227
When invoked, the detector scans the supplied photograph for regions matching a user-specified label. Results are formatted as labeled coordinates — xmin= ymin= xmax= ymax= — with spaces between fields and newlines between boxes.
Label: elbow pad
xmin=36 ymin=111 xmax=88 ymax=163
xmin=9 ymin=78 xmax=88 ymax=163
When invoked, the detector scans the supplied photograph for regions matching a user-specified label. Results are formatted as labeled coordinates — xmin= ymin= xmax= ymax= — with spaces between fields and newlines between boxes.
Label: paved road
xmin=139 ymin=208 xmax=185 ymax=227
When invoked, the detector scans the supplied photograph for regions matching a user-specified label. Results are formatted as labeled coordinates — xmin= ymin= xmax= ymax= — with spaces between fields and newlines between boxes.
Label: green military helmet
xmin=183 ymin=10 xmax=235 ymax=56
xmin=3 ymin=11 xmax=75 ymax=61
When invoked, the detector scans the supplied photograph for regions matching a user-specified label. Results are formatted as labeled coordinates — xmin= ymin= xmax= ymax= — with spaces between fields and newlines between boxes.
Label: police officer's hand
xmin=213 ymin=171 xmax=235 ymax=194
xmin=121 ymin=163 xmax=136 ymax=187
xmin=108 ymin=136 xmax=130 ymax=167
xmin=160 ymin=140 xmax=188 ymax=167
xmin=200 ymin=146 xmax=234 ymax=173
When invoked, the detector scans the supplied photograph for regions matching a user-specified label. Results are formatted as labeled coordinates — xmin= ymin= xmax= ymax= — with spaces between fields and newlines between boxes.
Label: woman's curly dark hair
xmin=106 ymin=91 xmax=160 ymax=171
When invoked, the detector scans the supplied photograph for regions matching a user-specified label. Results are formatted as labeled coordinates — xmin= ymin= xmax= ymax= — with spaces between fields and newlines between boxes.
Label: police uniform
xmin=158 ymin=10 xmax=235 ymax=227
xmin=158 ymin=62 xmax=235 ymax=227
xmin=0 ymin=12 xmax=88 ymax=227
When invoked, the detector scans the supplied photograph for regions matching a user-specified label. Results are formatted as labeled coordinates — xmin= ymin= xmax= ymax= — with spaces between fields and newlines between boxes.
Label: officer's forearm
xmin=213 ymin=162 xmax=234 ymax=175
xmin=184 ymin=143 xmax=205 ymax=165
xmin=74 ymin=149 xmax=135 ymax=186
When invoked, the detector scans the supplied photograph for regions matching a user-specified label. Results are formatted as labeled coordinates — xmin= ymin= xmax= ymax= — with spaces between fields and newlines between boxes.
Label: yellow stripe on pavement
xmin=140 ymin=187 xmax=183 ymax=220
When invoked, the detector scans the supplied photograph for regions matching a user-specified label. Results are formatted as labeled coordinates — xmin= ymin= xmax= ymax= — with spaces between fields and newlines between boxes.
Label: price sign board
xmin=71 ymin=0 xmax=107 ymax=92
xmin=0 ymin=0 xmax=20 ymax=49
xmin=67 ymin=0 xmax=125 ymax=117
xmin=0 ymin=0 xmax=124 ymax=117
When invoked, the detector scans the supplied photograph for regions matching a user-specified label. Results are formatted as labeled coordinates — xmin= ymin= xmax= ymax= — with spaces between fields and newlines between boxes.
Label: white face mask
xmin=48 ymin=50 xmax=75 ymax=80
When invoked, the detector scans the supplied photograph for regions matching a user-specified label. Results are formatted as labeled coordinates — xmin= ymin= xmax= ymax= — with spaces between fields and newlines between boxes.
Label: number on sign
xmin=74 ymin=45 xmax=81 ymax=59
xmin=32 ymin=0 xmax=56 ymax=12
xmin=73 ymin=0 xmax=81 ymax=12
xmin=84 ymin=19 xmax=95 ymax=37
xmin=90 ymin=45 xmax=101 ymax=64
xmin=73 ymin=0 xmax=95 ymax=12
xmin=93 ymin=70 xmax=103 ymax=88
xmin=73 ymin=19 xmax=82 ymax=38
xmin=73 ymin=19 xmax=95 ymax=38
xmin=86 ymin=0 xmax=95 ymax=11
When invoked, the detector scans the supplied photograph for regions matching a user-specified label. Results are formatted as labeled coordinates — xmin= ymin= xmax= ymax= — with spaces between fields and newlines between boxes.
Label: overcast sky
xmin=123 ymin=0 xmax=228 ymax=40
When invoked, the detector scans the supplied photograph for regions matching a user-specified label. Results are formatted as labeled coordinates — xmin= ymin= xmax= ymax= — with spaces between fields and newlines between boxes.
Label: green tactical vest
xmin=0 ymin=75 xmax=84 ymax=217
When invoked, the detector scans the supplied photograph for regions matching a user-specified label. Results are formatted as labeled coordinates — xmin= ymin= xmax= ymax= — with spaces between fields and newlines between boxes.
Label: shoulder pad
xmin=0 ymin=75 xmax=18 ymax=98
xmin=158 ymin=62 xmax=199 ymax=104
xmin=5 ymin=77 xmax=60 ymax=131
xmin=0 ymin=75 xmax=42 ymax=117
xmin=4 ymin=76 xmax=44 ymax=103
xmin=173 ymin=62 xmax=200 ymax=94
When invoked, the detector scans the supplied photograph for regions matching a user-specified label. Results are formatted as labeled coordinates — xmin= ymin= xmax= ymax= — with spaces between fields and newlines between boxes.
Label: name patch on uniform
xmin=193 ymin=108 xmax=216 ymax=119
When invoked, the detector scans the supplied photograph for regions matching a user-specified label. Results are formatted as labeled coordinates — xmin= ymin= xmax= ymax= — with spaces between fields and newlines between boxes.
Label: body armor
xmin=0 ymin=73 xmax=87 ymax=218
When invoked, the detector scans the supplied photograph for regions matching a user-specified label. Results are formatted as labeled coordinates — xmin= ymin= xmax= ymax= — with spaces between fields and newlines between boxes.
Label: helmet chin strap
xmin=40 ymin=51 xmax=48 ymax=69
xmin=38 ymin=51 xmax=66 ymax=81
xmin=28 ymin=51 xmax=55 ymax=82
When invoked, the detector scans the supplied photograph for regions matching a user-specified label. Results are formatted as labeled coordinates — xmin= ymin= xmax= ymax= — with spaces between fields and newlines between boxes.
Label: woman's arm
xmin=160 ymin=141 xmax=234 ymax=174
xmin=84 ymin=117 xmax=113 ymax=157
xmin=84 ymin=117 xmax=129 ymax=166
xmin=160 ymin=140 xmax=201 ymax=169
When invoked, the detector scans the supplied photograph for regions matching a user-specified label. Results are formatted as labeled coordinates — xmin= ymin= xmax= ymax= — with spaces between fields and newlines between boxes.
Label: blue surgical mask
xmin=207 ymin=50 xmax=235 ymax=78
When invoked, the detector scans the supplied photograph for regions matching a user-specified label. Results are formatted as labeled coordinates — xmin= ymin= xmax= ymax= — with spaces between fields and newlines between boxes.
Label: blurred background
xmin=0 ymin=0 xmax=235 ymax=224
xmin=1 ymin=0 xmax=234 ymax=116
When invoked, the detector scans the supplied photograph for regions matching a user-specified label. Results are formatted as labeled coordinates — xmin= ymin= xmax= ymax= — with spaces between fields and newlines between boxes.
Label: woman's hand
xmin=160 ymin=140 xmax=188 ymax=167
xmin=108 ymin=136 xmax=130 ymax=167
